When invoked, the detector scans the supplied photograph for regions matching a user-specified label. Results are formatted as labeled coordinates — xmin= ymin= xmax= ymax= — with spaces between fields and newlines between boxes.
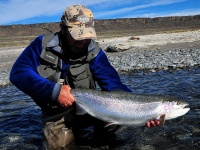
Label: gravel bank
xmin=108 ymin=47 xmax=200 ymax=73
xmin=1 ymin=30 xmax=200 ymax=87
xmin=100 ymin=30 xmax=200 ymax=73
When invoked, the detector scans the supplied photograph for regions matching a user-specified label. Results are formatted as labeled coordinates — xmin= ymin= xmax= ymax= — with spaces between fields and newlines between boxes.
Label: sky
xmin=0 ymin=0 xmax=200 ymax=25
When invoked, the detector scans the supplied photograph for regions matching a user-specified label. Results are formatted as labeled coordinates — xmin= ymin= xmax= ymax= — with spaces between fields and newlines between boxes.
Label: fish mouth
xmin=178 ymin=103 xmax=190 ymax=116
xmin=165 ymin=102 xmax=190 ymax=120
xmin=182 ymin=107 xmax=190 ymax=113
xmin=182 ymin=103 xmax=190 ymax=113
xmin=183 ymin=103 xmax=190 ymax=109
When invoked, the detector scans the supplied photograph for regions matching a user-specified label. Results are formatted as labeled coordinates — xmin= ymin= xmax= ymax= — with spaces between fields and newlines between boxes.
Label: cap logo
xmin=77 ymin=15 xmax=90 ymax=23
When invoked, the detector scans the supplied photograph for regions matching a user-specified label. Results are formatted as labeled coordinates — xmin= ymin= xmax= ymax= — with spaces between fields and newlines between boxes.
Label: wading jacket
xmin=10 ymin=32 xmax=132 ymax=114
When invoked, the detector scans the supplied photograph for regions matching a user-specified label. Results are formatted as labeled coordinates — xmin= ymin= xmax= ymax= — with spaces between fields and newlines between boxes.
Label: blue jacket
xmin=10 ymin=34 xmax=132 ymax=108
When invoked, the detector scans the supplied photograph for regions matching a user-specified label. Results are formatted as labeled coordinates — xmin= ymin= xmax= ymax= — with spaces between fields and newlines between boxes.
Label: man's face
xmin=62 ymin=27 xmax=90 ymax=50
xmin=60 ymin=26 xmax=91 ymax=59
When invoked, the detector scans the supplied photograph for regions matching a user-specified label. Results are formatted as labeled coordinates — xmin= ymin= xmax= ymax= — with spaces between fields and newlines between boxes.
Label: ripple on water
xmin=0 ymin=67 xmax=200 ymax=149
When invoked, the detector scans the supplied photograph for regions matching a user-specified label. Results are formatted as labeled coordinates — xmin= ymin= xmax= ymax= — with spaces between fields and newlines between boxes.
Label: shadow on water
xmin=0 ymin=67 xmax=200 ymax=150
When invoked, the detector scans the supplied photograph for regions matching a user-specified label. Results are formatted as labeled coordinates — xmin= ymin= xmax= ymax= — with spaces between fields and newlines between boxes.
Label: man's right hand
xmin=58 ymin=85 xmax=75 ymax=108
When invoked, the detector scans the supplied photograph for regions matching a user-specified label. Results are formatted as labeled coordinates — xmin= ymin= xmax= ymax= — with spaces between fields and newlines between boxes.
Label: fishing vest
xmin=37 ymin=32 xmax=101 ymax=89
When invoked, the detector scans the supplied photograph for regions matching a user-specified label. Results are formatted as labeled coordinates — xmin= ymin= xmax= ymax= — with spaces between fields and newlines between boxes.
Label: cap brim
xmin=68 ymin=27 xmax=97 ymax=40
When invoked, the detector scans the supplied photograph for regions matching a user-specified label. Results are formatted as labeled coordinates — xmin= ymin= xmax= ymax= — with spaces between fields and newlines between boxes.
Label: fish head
xmin=163 ymin=100 xmax=190 ymax=120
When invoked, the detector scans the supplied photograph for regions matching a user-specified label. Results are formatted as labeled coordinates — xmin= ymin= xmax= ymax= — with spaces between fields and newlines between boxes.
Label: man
xmin=10 ymin=4 xmax=159 ymax=149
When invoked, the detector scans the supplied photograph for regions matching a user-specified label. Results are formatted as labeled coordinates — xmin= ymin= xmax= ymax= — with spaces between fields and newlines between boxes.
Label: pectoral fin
xmin=159 ymin=114 xmax=166 ymax=126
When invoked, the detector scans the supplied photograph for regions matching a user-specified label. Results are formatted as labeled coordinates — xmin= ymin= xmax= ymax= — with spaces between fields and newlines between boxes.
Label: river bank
xmin=0 ymin=29 xmax=200 ymax=87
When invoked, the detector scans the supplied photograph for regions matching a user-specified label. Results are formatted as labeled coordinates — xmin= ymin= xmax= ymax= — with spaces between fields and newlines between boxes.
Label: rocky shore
xmin=0 ymin=29 xmax=200 ymax=87
xmin=102 ymin=30 xmax=200 ymax=73
xmin=108 ymin=47 xmax=200 ymax=73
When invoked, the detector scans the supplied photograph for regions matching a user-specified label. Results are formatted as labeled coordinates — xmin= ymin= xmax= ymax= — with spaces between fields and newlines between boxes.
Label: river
xmin=0 ymin=67 xmax=200 ymax=150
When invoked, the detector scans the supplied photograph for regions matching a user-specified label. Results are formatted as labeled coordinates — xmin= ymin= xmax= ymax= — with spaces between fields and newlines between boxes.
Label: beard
xmin=62 ymin=40 xmax=90 ymax=60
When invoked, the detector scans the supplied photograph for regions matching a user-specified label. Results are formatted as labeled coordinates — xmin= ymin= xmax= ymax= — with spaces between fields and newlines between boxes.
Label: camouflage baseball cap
xmin=61 ymin=5 xmax=97 ymax=40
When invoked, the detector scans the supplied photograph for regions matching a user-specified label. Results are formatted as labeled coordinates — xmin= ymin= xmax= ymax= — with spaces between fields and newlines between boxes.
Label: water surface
xmin=0 ymin=68 xmax=200 ymax=150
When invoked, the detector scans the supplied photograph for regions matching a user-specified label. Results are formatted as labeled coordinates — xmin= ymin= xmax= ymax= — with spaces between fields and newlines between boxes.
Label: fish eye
xmin=177 ymin=101 xmax=181 ymax=105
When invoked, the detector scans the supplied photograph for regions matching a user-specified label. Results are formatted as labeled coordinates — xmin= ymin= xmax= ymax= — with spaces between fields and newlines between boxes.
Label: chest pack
xmin=37 ymin=32 xmax=101 ymax=89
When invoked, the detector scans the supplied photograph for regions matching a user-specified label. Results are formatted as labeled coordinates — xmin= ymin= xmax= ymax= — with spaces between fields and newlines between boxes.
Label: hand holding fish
xmin=146 ymin=120 xmax=160 ymax=128
xmin=58 ymin=85 xmax=75 ymax=107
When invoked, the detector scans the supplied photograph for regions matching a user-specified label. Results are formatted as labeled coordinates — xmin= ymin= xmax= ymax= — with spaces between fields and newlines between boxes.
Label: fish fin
xmin=104 ymin=122 xmax=117 ymax=128
xmin=159 ymin=114 xmax=166 ymax=126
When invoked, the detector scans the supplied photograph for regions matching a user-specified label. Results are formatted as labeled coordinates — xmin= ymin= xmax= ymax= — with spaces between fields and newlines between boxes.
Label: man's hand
xmin=146 ymin=114 xmax=165 ymax=127
xmin=58 ymin=85 xmax=75 ymax=108
xmin=146 ymin=120 xmax=160 ymax=128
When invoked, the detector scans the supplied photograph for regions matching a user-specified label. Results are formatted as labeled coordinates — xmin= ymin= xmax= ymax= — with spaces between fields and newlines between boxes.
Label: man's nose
xmin=76 ymin=40 xmax=86 ymax=44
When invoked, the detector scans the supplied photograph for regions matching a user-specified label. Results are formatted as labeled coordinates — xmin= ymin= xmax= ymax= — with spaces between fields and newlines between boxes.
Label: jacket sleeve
xmin=9 ymin=35 xmax=57 ymax=106
xmin=90 ymin=49 xmax=132 ymax=92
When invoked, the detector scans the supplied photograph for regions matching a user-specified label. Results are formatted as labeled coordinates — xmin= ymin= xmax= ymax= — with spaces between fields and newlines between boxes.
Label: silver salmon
xmin=71 ymin=89 xmax=190 ymax=126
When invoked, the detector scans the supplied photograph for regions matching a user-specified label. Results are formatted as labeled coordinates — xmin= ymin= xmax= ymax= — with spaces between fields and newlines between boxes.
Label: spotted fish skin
xmin=71 ymin=89 xmax=190 ymax=126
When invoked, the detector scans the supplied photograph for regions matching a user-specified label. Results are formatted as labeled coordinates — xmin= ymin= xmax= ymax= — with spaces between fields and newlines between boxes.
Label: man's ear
xmin=60 ymin=22 xmax=65 ymax=34
xmin=59 ymin=22 xmax=63 ymax=28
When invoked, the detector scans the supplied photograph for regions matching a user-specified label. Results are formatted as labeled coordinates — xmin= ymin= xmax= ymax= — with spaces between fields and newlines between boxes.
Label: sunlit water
xmin=0 ymin=67 xmax=200 ymax=150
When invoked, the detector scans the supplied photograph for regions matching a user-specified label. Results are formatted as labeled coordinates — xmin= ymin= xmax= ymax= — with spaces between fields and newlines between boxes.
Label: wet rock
xmin=105 ymin=44 xmax=130 ymax=52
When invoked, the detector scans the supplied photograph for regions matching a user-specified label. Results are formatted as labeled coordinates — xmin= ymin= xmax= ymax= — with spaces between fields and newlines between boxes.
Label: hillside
xmin=0 ymin=15 xmax=200 ymax=48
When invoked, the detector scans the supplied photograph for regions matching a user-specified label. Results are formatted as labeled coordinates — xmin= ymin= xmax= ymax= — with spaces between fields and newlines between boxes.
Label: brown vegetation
xmin=0 ymin=15 xmax=200 ymax=48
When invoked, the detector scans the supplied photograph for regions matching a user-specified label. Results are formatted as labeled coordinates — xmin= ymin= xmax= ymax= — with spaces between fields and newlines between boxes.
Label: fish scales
xmin=71 ymin=89 xmax=190 ymax=126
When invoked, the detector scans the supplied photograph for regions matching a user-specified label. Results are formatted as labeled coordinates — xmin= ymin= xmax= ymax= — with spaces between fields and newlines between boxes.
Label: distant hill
xmin=0 ymin=15 xmax=200 ymax=48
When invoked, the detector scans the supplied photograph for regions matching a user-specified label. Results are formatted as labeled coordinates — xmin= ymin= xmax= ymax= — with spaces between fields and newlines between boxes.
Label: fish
xmin=71 ymin=89 xmax=190 ymax=126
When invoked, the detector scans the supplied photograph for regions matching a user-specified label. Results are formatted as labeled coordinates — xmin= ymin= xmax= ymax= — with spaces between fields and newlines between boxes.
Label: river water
xmin=0 ymin=67 xmax=200 ymax=150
